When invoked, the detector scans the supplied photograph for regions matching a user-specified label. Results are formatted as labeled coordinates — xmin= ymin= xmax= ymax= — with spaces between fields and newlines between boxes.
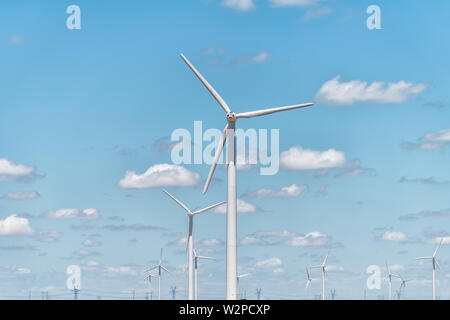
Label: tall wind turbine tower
xmin=416 ymin=238 xmax=444 ymax=300
xmin=311 ymin=251 xmax=329 ymax=300
xmin=162 ymin=189 xmax=224 ymax=300
xmin=180 ymin=53 xmax=314 ymax=299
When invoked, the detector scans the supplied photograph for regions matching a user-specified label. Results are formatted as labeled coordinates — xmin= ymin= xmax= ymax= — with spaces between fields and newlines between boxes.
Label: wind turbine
xmin=237 ymin=273 xmax=250 ymax=299
xmin=311 ymin=251 xmax=329 ymax=300
xmin=145 ymin=248 xmax=170 ymax=300
xmin=398 ymin=275 xmax=411 ymax=300
xmin=193 ymin=249 xmax=216 ymax=300
xmin=384 ymin=261 xmax=401 ymax=301
xmin=416 ymin=238 xmax=444 ymax=300
xmin=144 ymin=272 xmax=156 ymax=300
xmin=305 ymin=267 xmax=315 ymax=300
xmin=163 ymin=189 xmax=224 ymax=300
xmin=180 ymin=53 xmax=314 ymax=299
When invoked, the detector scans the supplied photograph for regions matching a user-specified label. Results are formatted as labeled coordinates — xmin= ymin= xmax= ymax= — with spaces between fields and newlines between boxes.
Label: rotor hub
xmin=226 ymin=112 xmax=236 ymax=122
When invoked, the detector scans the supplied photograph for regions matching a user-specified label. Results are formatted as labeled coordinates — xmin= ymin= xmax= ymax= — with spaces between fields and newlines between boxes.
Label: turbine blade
xmin=306 ymin=268 xmax=310 ymax=279
xmin=161 ymin=266 xmax=171 ymax=274
xmin=196 ymin=256 xmax=216 ymax=261
xmin=203 ymin=124 xmax=229 ymax=194
xmin=323 ymin=251 xmax=330 ymax=266
xmin=306 ymin=280 xmax=311 ymax=289
xmin=185 ymin=220 xmax=192 ymax=253
xmin=434 ymin=238 xmax=443 ymax=257
xmin=145 ymin=265 xmax=159 ymax=272
xmin=385 ymin=261 xmax=390 ymax=274
xmin=435 ymin=258 xmax=441 ymax=270
xmin=162 ymin=189 xmax=191 ymax=214
xmin=180 ymin=53 xmax=231 ymax=114
xmin=235 ymin=103 xmax=314 ymax=119
xmin=193 ymin=201 xmax=227 ymax=215
xmin=416 ymin=257 xmax=433 ymax=260
xmin=160 ymin=248 xmax=163 ymax=264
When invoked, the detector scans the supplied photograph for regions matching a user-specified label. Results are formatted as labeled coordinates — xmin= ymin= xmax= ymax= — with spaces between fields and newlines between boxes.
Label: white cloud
xmin=255 ymin=230 xmax=297 ymax=238
xmin=36 ymin=231 xmax=61 ymax=243
xmin=273 ymin=267 xmax=285 ymax=274
xmin=380 ymin=231 xmax=410 ymax=242
xmin=282 ymin=231 xmax=329 ymax=247
xmin=246 ymin=184 xmax=308 ymax=198
xmin=388 ymin=264 xmax=405 ymax=272
xmin=44 ymin=208 xmax=99 ymax=219
xmin=3 ymin=191 xmax=40 ymax=200
xmin=431 ymin=236 xmax=450 ymax=245
xmin=214 ymin=199 xmax=257 ymax=213
xmin=280 ymin=146 xmax=346 ymax=171
xmin=0 ymin=215 xmax=34 ymax=236
xmin=104 ymin=266 xmax=137 ymax=277
xmin=221 ymin=0 xmax=256 ymax=11
xmin=82 ymin=239 xmax=102 ymax=247
xmin=251 ymin=51 xmax=270 ymax=63
xmin=302 ymin=6 xmax=331 ymax=21
xmin=0 ymin=158 xmax=37 ymax=182
xmin=422 ymin=129 xmax=450 ymax=142
xmin=255 ymin=257 xmax=283 ymax=268
xmin=119 ymin=164 xmax=201 ymax=189
xmin=315 ymin=76 xmax=427 ymax=106
xmin=270 ymin=0 xmax=317 ymax=7
xmin=241 ymin=236 xmax=266 ymax=245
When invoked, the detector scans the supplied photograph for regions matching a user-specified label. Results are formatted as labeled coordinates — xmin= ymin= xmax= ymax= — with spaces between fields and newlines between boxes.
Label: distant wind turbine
xmin=416 ymin=238 xmax=444 ymax=300
xmin=311 ymin=251 xmax=329 ymax=300
xmin=193 ymin=249 xmax=216 ymax=300
xmin=145 ymin=248 xmax=170 ymax=300
xmin=180 ymin=53 xmax=314 ymax=299
xmin=398 ymin=275 xmax=412 ymax=300
xmin=162 ymin=189 xmax=225 ymax=300
xmin=144 ymin=273 xmax=156 ymax=300
xmin=384 ymin=261 xmax=401 ymax=300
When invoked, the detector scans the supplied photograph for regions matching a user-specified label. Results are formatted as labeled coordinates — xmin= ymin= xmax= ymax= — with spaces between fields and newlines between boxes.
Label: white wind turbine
xmin=237 ymin=273 xmax=250 ymax=299
xmin=163 ymin=189 xmax=225 ymax=300
xmin=180 ymin=53 xmax=314 ymax=299
xmin=416 ymin=238 xmax=444 ymax=300
xmin=145 ymin=248 xmax=170 ymax=300
xmin=144 ymin=272 xmax=156 ymax=300
xmin=193 ymin=249 xmax=216 ymax=300
xmin=384 ymin=261 xmax=401 ymax=300
xmin=305 ymin=267 xmax=316 ymax=300
xmin=311 ymin=251 xmax=329 ymax=300
xmin=398 ymin=275 xmax=412 ymax=300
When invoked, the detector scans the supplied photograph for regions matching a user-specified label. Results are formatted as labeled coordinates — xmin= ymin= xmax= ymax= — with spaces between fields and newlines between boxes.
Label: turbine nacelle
xmin=226 ymin=112 xmax=237 ymax=122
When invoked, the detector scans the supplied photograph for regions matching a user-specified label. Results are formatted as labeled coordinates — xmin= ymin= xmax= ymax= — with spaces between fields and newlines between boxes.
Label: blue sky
xmin=1 ymin=0 xmax=450 ymax=300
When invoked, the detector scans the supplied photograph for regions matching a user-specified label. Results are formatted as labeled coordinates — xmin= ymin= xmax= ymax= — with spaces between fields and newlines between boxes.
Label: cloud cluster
xmin=44 ymin=208 xmax=99 ymax=219
xmin=241 ymin=229 xmax=334 ymax=248
xmin=0 ymin=158 xmax=39 ymax=182
xmin=2 ymin=191 xmax=40 ymax=200
xmin=399 ymin=208 xmax=450 ymax=221
xmin=213 ymin=199 xmax=258 ymax=213
xmin=245 ymin=184 xmax=308 ymax=198
xmin=402 ymin=128 xmax=450 ymax=151
xmin=315 ymin=76 xmax=427 ymax=106
xmin=0 ymin=215 xmax=34 ymax=236
xmin=221 ymin=0 xmax=256 ymax=11
xmin=280 ymin=146 xmax=346 ymax=171
xmin=119 ymin=164 xmax=201 ymax=189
